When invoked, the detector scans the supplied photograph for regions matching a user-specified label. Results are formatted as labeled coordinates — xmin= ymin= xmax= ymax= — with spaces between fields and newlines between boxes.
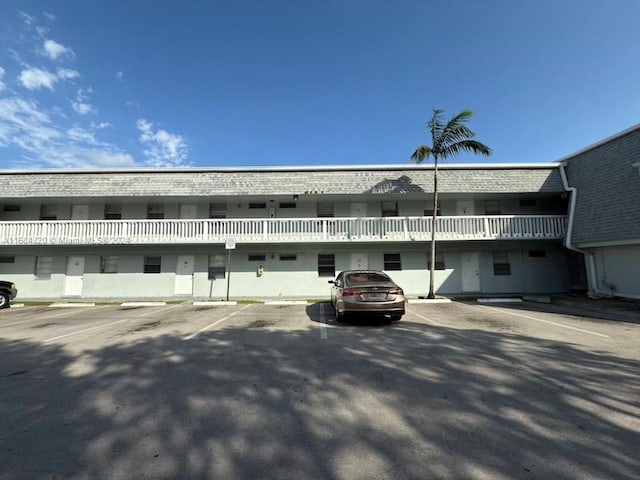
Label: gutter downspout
xmin=559 ymin=163 xmax=603 ymax=296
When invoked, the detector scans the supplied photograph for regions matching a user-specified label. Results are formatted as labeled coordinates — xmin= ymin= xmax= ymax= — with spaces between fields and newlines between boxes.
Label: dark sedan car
xmin=0 ymin=280 xmax=18 ymax=309
xmin=329 ymin=270 xmax=406 ymax=321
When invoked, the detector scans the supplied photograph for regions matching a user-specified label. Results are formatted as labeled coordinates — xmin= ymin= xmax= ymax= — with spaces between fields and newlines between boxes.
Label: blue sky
xmin=1 ymin=0 xmax=639 ymax=169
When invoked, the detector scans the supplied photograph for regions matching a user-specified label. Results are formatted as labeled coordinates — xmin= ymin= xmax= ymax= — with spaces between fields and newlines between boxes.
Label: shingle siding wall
xmin=0 ymin=167 xmax=563 ymax=198
xmin=565 ymin=128 xmax=640 ymax=244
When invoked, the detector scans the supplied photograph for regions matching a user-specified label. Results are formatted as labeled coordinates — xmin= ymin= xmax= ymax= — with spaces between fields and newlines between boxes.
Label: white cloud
xmin=72 ymin=102 xmax=94 ymax=115
xmin=17 ymin=10 xmax=36 ymax=26
xmin=0 ymin=67 xmax=6 ymax=91
xmin=43 ymin=39 xmax=74 ymax=60
xmin=137 ymin=118 xmax=189 ymax=167
xmin=0 ymin=96 xmax=136 ymax=168
xmin=116 ymin=71 xmax=123 ymax=81
xmin=43 ymin=12 xmax=57 ymax=22
xmin=18 ymin=67 xmax=57 ymax=90
xmin=71 ymin=88 xmax=95 ymax=115
xmin=18 ymin=67 xmax=80 ymax=90
xmin=56 ymin=68 xmax=80 ymax=80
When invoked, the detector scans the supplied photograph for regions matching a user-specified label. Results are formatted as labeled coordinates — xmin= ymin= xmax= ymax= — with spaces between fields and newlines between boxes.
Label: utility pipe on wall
xmin=559 ymin=163 xmax=604 ymax=296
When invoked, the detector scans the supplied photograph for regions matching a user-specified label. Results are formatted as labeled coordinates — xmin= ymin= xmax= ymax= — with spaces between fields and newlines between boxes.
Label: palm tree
xmin=411 ymin=109 xmax=491 ymax=299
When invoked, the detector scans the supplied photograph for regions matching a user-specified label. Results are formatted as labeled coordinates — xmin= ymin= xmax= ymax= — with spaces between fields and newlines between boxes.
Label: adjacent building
xmin=561 ymin=124 xmax=640 ymax=300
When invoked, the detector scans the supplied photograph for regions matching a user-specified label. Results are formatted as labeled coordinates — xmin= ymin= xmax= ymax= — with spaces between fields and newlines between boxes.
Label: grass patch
xmin=20 ymin=301 xmax=53 ymax=306
xmin=237 ymin=299 xmax=265 ymax=305
xmin=306 ymin=299 xmax=330 ymax=304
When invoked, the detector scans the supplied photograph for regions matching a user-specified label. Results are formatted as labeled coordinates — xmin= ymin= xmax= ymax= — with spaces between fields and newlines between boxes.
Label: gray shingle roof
xmin=0 ymin=165 xmax=563 ymax=198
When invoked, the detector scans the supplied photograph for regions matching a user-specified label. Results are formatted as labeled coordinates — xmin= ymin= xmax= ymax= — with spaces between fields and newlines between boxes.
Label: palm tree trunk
xmin=428 ymin=155 xmax=438 ymax=299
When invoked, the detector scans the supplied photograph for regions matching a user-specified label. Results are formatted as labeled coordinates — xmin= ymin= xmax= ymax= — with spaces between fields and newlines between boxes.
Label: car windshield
xmin=345 ymin=272 xmax=391 ymax=285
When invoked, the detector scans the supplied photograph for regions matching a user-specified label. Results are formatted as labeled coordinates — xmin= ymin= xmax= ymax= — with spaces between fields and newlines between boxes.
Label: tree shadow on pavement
xmin=1 ymin=319 xmax=640 ymax=480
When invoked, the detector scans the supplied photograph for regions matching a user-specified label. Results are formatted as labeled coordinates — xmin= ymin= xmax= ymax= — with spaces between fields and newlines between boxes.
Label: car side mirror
xmin=327 ymin=280 xmax=335 ymax=284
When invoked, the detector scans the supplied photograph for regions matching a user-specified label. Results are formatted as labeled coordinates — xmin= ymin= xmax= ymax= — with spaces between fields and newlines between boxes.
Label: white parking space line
xmin=479 ymin=305 xmax=610 ymax=338
xmin=0 ymin=305 xmax=113 ymax=328
xmin=319 ymin=303 xmax=328 ymax=339
xmin=134 ymin=304 xmax=182 ymax=317
xmin=43 ymin=317 xmax=133 ymax=343
xmin=183 ymin=305 xmax=251 ymax=340
xmin=407 ymin=309 xmax=443 ymax=326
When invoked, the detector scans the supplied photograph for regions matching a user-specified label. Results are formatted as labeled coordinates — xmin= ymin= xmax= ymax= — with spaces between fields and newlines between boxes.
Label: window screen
xmin=208 ymin=254 xmax=226 ymax=279
xmin=35 ymin=256 xmax=53 ymax=279
xmin=493 ymin=251 xmax=511 ymax=275
xmin=427 ymin=252 xmax=445 ymax=270
xmin=383 ymin=253 xmax=402 ymax=270
xmin=144 ymin=256 xmax=162 ymax=273
xmin=317 ymin=254 xmax=335 ymax=277
xmin=104 ymin=204 xmax=122 ymax=220
xmin=100 ymin=256 xmax=119 ymax=273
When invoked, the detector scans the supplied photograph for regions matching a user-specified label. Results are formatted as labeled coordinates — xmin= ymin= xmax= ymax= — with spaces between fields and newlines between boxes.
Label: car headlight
xmin=11 ymin=283 xmax=16 ymax=289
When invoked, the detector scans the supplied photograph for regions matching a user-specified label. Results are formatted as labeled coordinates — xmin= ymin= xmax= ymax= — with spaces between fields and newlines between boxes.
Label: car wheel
xmin=0 ymin=293 xmax=9 ymax=309
xmin=335 ymin=304 xmax=344 ymax=322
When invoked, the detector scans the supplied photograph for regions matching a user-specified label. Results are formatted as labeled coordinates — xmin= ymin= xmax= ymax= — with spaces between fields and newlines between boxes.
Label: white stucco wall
xmin=592 ymin=244 xmax=640 ymax=298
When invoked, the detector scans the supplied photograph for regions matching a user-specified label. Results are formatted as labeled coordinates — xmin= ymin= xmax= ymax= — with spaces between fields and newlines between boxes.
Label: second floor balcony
xmin=0 ymin=215 xmax=567 ymax=246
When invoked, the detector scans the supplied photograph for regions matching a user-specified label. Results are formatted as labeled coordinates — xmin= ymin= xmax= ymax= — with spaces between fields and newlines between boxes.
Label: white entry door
xmin=456 ymin=200 xmax=475 ymax=216
xmin=350 ymin=253 xmax=368 ymax=270
xmin=64 ymin=256 xmax=85 ymax=296
xmin=179 ymin=204 xmax=198 ymax=219
xmin=461 ymin=252 xmax=481 ymax=292
xmin=71 ymin=204 xmax=89 ymax=220
xmin=350 ymin=203 xmax=367 ymax=217
xmin=175 ymin=255 xmax=195 ymax=295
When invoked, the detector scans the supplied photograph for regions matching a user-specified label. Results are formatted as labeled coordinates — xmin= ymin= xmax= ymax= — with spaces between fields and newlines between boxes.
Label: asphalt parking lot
xmin=1 ymin=299 xmax=639 ymax=480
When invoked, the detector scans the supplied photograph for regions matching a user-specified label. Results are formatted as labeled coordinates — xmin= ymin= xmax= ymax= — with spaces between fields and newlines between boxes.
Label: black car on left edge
xmin=0 ymin=280 xmax=18 ymax=309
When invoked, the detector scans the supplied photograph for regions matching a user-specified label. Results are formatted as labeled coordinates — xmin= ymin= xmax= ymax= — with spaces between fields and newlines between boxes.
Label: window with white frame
xmin=3 ymin=205 xmax=21 ymax=212
xmin=248 ymin=254 xmax=266 ymax=262
xmin=424 ymin=206 xmax=441 ymax=216
xmin=147 ymin=204 xmax=164 ymax=219
xmin=0 ymin=256 xmax=15 ymax=264
xmin=104 ymin=204 xmax=122 ymax=220
xmin=100 ymin=256 xmax=119 ymax=273
xmin=383 ymin=253 xmax=402 ymax=271
xmin=35 ymin=256 xmax=53 ymax=279
xmin=209 ymin=202 xmax=227 ymax=219
xmin=316 ymin=202 xmax=334 ymax=218
xmin=279 ymin=254 xmax=297 ymax=261
xmin=39 ymin=205 xmax=57 ymax=220
xmin=143 ymin=256 xmax=162 ymax=273
xmin=493 ymin=251 xmax=511 ymax=275
xmin=317 ymin=254 xmax=335 ymax=277
xmin=208 ymin=254 xmax=226 ymax=279
xmin=381 ymin=201 xmax=399 ymax=217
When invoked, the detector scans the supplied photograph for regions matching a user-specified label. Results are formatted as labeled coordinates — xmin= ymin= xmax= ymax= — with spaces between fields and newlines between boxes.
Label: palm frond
xmin=427 ymin=109 xmax=445 ymax=146
xmin=435 ymin=109 xmax=474 ymax=151
xmin=411 ymin=145 xmax=433 ymax=163
xmin=438 ymin=124 xmax=475 ymax=148
xmin=440 ymin=140 xmax=492 ymax=159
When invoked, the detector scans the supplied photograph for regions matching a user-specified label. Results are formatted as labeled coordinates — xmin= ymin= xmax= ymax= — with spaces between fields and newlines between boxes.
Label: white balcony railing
xmin=0 ymin=215 xmax=566 ymax=246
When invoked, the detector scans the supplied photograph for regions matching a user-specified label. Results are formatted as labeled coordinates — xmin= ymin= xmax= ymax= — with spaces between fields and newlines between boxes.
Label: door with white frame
xmin=175 ymin=255 xmax=195 ymax=295
xmin=461 ymin=252 xmax=481 ymax=292
xmin=350 ymin=253 xmax=369 ymax=270
xmin=179 ymin=204 xmax=198 ymax=219
xmin=64 ymin=256 xmax=85 ymax=296
xmin=71 ymin=204 xmax=89 ymax=220
xmin=456 ymin=200 xmax=475 ymax=216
